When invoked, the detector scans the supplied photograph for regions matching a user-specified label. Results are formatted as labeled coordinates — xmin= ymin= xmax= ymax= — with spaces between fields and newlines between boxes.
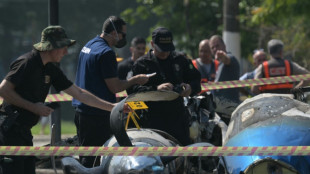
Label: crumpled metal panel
xmin=222 ymin=93 xmax=310 ymax=174
xmin=107 ymin=142 xmax=165 ymax=174
xmin=101 ymin=129 xmax=177 ymax=174
xmin=224 ymin=93 xmax=310 ymax=143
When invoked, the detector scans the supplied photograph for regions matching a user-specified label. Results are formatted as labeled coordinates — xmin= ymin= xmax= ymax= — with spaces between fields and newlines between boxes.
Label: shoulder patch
xmin=81 ymin=46 xmax=91 ymax=54
xmin=174 ymin=64 xmax=180 ymax=71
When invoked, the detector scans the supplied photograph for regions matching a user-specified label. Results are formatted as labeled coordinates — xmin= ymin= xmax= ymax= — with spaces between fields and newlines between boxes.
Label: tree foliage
xmin=0 ymin=0 xmax=155 ymax=79
xmin=252 ymin=0 xmax=310 ymax=68
xmin=1 ymin=0 xmax=310 ymax=79
xmin=120 ymin=0 xmax=274 ymax=63
xmin=121 ymin=0 xmax=310 ymax=71
xmin=121 ymin=0 xmax=223 ymax=58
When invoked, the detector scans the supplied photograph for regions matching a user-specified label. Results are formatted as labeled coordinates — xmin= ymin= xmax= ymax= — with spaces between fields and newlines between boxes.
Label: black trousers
xmin=0 ymin=125 xmax=35 ymax=174
xmin=74 ymin=112 xmax=111 ymax=168
xmin=139 ymin=107 xmax=191 ymax=146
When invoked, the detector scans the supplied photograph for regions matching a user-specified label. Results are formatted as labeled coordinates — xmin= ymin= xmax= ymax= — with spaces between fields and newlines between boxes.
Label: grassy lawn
xmin=31 ymin=120 xmax=76 ymax=135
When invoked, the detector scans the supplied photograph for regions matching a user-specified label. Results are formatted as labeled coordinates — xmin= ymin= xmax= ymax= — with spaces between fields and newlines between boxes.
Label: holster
xmin=0 ymin=105 xmax=19 ymax=133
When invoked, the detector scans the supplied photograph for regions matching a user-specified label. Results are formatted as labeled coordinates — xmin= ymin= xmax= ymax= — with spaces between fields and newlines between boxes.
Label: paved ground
xmin=33 ymin=134 xmax=75 ymax=146
xmin=36 ymin=169 xmax=64 ymax=174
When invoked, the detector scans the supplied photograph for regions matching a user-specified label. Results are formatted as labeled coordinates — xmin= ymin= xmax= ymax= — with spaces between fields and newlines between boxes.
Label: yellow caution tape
xmin=0 ymin=146 xmax=308 ymax=156
xmin=0 ymin=74 xmax=309 ymax=103
xmin=200 ymin=74 xmax=310 ymax=91
xmin=0 ymin=93 xmax=73 ymax=104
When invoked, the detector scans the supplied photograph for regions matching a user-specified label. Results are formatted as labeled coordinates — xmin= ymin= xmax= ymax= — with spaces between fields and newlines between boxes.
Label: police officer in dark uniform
xmin=252 ymin=39 xmax=309 ymax=94
xmin=129 ymin=27 xmax=201 ymax=145
xmin=0 ymin=26 xmax=117 ymax=174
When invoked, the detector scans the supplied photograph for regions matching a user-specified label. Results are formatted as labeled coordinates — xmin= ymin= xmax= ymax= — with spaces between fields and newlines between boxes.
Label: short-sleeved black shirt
xmin=130 ymin=50 xmax=201 ymax=115
xmin=117 ymin=57 xmax=134 ymax=80
xmin=3 ymin=49 xmax=73 ymax=128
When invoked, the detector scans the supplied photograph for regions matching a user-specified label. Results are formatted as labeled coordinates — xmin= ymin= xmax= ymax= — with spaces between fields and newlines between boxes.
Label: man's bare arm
xmin=105 ymin=74 xmax=149 ymax=94
xmin=64 ymin=84 xmax=115 ymax=112
xmin=292 ymin=62 xmax=310 ymax=87
xmin=0 ymin=79 xmax=53 ymax=116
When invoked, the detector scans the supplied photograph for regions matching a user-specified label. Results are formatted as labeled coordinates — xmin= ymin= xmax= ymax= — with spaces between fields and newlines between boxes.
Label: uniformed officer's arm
xmin=128 ymin=82 xmax=156 ymax=95
xmin=0 ymin=79 xmax=54 ymax=116
xmin=251 ymin=65 xmax=263 ymax=95
xmin=127 ymin=59 xmax=159 ymax=94
xmin=184 ymin=58 xmax=201 ymax=96
xmin=156 ymin=83 xmax=191 ymax=97
xmin=188 ymin=79 xmax=201 ymax=96
xmin=105 ymin=74 xmax=149 ymax=94
xmin=157 ymin=83 xmax=173 ymax=91
xmin=292 ymin=62 xmax=310 ymax=87
xmin=64 ymin=84 xmax=115 ymax=111
xmin=179 ymin=83 xmax=192 ymax=97
xmin=292 ymin=62 xmax=309 ymax=75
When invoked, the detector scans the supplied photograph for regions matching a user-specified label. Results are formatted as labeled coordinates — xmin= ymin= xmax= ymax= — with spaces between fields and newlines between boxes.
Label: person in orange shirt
xmin=251 ymin=39 xmax=309 ymax=94
xmin=192 ymin=39 xmax=219 ymax=85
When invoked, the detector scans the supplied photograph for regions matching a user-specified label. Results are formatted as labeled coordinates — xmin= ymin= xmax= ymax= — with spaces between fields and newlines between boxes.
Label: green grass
xmin=31 ymin=120 xmax=77 ymax=135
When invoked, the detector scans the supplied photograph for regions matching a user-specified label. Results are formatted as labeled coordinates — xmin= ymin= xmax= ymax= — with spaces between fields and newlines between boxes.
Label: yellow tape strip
xmin=117 ymin=74 xmax=310 ymax=97
xmin=0 ymin=146 xmax=308 ymax=156
xmin=0 ymin=74 xmax=309 ymax=103
xmin=201 ymin=74 xmax=310 ymax=91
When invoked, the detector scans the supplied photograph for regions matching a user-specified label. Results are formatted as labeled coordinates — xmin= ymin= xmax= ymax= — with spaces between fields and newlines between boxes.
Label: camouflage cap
xmin=33 ymin=25 xmax=76 ymax=51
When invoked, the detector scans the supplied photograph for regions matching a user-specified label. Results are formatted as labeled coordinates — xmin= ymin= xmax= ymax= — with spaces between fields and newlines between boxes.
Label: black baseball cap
xmin=152 ymin=27 xmax=175 ymax=52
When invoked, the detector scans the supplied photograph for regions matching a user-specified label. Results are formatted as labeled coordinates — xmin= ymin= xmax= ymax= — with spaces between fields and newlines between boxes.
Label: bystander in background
xmin=209 ymin=35 xmax=240 ymax=125
xmin=252 ymin=39 xmax=310 ymax=94
xmin=239 ymin=49 xmax=267 ymax=98
xmin=192 ymin=39 xmax=219 ymax=85
xmin=118 ymin=37 xmax=146 ymax=80
xmin=240 ymin=49 xmax=267 ymax=80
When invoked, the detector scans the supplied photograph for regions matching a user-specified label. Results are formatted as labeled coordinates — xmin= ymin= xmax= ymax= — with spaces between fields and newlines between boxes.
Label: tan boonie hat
xmin=33 ymin=25 xmax=76 ymax=51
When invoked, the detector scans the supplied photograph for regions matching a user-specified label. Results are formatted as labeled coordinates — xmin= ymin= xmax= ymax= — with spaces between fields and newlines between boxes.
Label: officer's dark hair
xmin=102 ymin=16 xmax=126 ymax=34
xmin=131 ymin=37 xmax=146 ymax=47
xmin=267 ymin=39 xmax=284 ymax=55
